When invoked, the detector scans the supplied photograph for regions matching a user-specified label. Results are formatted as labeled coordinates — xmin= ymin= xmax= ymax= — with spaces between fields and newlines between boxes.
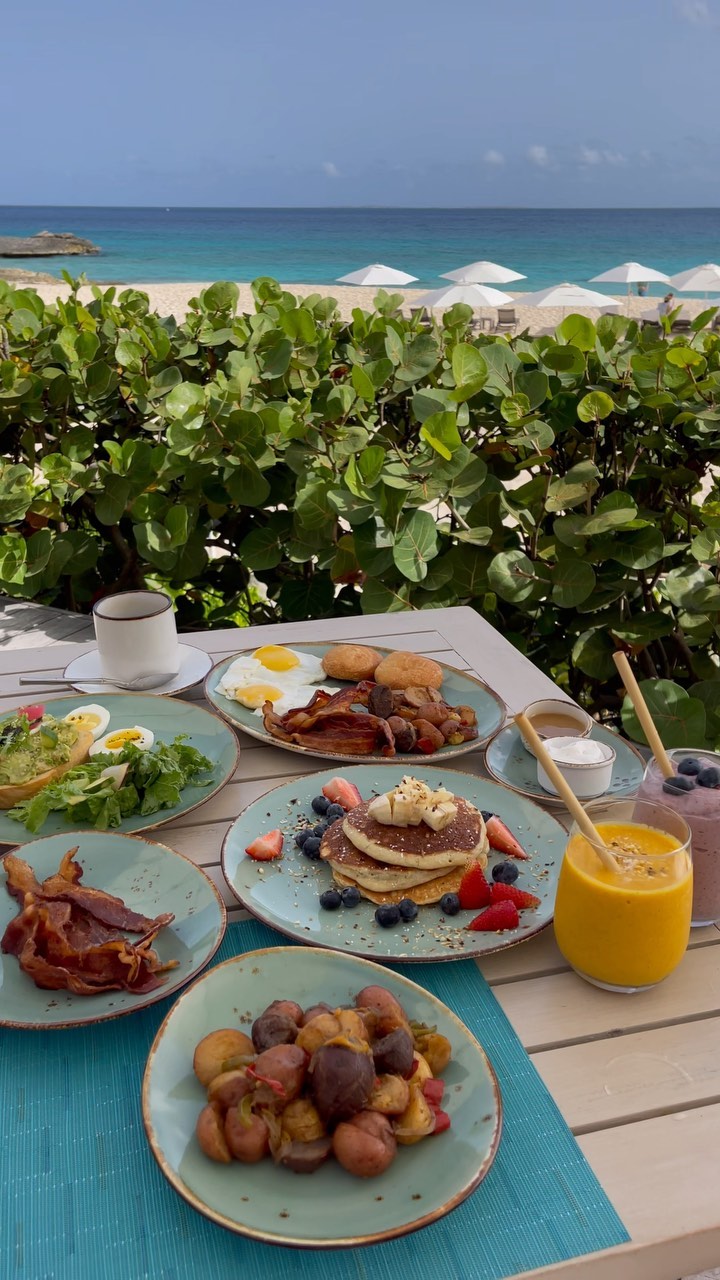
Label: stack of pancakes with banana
xmin=320 ymin=776 xmax=488 ymax=905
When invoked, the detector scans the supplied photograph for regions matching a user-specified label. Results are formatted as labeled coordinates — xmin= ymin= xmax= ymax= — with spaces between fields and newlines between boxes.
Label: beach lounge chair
xmin=493 ymin=307 xmax=517 ymax=334
xmin=670 ymin=317 xmax=692 ymax=333
xmin=409 ymin=306 xmax=431 ymax=327
xmin=711 ymin=313 xmax=720 ymax=332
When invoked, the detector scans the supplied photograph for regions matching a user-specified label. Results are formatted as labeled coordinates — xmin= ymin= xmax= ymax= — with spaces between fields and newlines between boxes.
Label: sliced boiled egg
xmin=64 ymin=704 xmax=111 ymax=741
xmin=89 ymin=725 xmax=154 ymax=756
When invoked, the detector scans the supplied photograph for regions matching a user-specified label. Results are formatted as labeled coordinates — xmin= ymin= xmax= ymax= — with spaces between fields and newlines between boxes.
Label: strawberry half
xmin=458 ymin=862 xmax=491 ymax=910
xmin=490 ymin=883 xmax=541 ymax=910
xmin=245 ymin=829 xmax=284 ymax=861
xmin=322 ymin=777 xmax=363 ymax=809
xmin=466 ymin=901 xmax=520 ymax=932
xmin=481 ymin=812 xmax=528 ymax=860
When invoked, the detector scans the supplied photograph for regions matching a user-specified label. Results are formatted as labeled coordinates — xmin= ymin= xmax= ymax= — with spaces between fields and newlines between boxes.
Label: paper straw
xmin=612 ymin=651 xmax=674 ymax=779
xmin=515 ymin=714 xmax=618 ymax=873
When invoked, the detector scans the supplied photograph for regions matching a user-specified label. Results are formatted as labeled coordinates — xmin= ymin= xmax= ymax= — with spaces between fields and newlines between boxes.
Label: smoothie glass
xmin=637 ymin=750 xmax=720 ymax=927
xmin=554 ymin=798 xmax=692 ymax=993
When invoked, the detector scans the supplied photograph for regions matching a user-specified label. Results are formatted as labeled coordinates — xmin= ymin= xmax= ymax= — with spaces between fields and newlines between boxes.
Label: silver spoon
xmin=18 ymin=673 xmax=176 ymax=691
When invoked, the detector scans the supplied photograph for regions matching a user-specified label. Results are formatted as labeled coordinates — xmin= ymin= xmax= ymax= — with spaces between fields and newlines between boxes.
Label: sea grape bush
xmin=1 ymin=273 xmax=720 ymax=734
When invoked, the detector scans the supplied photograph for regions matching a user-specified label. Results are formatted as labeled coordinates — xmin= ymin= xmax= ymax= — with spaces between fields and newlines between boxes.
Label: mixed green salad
xmin=8 ymin=735 xmax=214 ymax=833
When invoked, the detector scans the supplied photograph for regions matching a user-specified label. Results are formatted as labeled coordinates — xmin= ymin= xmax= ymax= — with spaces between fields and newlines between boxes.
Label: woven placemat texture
xmin=1 ymin=919 xmax=629 ymax=1280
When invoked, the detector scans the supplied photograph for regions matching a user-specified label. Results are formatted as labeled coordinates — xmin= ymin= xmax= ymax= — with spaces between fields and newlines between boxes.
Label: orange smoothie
xmin=554 ymin=821 xmax=693 ymax=990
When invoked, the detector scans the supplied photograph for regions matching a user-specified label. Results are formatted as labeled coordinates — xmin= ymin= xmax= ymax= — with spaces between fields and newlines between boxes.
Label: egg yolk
xmin=67 ymin=712 xmax=103 ymax=731
xmin=252 ymin=645 xmax=301 ymax=673
xmin=105 ymin=729 xmax=146 ymax=749
xmin=234 ymin=684 xmax=284 ymax=710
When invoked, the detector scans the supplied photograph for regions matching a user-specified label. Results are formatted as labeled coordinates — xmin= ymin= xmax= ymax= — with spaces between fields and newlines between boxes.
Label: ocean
xmin=0 ymin=206 xmax=719 ymax=294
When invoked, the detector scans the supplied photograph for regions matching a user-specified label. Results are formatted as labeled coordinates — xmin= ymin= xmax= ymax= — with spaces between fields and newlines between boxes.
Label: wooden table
xmin=1 ymin=605 xmax=718 ymax=1280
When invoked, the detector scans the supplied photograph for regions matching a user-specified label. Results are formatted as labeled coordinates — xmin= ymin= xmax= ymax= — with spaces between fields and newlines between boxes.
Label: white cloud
xmin=321 ymin=161 xmax=340 ymax=178
xmin=675 ymin=0 xmax=719 ymax=23
xmin=527 ymin=144 xmax=550 ymax=168
xmin=580 ymin=147 xmax=627 ymax=167
xmin=484 ymin=149 xmax=505 ymax=166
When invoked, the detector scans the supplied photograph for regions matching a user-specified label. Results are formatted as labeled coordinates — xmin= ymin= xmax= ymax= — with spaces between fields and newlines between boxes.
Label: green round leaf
xmin=557 ymin=314 xmax=596 ymax=351
xmin=551 ymin=558 xmax=596 ymax=607
xmin=392 ymin=510 xmax=439 ymax=582
xmin=488 ymin=549 xmax=539 ymax=603
xmin=577 ymin=391 xmax=614 ymax=423
xmin=621 ymin=680 xmax=707 ymax=749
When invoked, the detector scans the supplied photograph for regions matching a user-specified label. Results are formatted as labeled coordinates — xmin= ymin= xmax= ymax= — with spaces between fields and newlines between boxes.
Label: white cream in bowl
xmin=536 ymin=735 xmax=616 ymax=799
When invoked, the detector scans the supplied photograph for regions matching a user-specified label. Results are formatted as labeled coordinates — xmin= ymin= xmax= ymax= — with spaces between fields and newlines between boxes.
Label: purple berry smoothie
xmin=637 ymin=749 xmax=720 ymax=926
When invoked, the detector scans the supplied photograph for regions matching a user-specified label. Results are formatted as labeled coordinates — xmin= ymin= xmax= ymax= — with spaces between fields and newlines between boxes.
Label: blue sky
xmin=2 ymin=0 xmax=719 ymax=207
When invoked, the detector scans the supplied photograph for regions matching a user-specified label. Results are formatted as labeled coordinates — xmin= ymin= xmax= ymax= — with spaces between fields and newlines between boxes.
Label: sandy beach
xmin=23 ymin=279 xmax=716 ymax=337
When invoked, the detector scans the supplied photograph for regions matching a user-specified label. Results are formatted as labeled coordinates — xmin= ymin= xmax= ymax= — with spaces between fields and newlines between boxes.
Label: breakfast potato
xmin=196 ymin=1103 xmax=232 ymax=1163
xmin=295 ymin=1012 xmax=341 ymax=1055
xmin=415 ymin=1032 xmax=452 ymax=1077
xmin=193 ymin=1029 xmax=255 ymax=1087
xmin=224 ymin=1108 xmax=269 ymax=1163
xmin=281 ymin=1098 xmax=325 ymax=1144
xmin=300 ymin=1002 xmax=333 ymax=1026
xmin=251 ymin=1044 xmax=307 ymax=1108
xmin=335 ymin=1008 xmax=369 ymax=1042
xmin=414 ymin=702 xmax=449 ymax=727
xmin=386 ymin=716 xmax=417 ymax=753
xmin=367 ymin=1074 xmax=410 ymax=1116
xmin=310 ymin=1041 xmax=375 ymax=1124
xmin=372 ymin=1027 xmax=415 ymax=1077
xmin=355 ymin=985 xmax=410 ymax=1037
xmin=251 ymin=1010 xmax=299 ymax=1052
xmin=281 ymin=1137 xmax=333 ymax=1174
xmin=394 ymin=1084 xmax=435 ymax=1146
xmin=406 ymin=1053 xmax=433 ymax=1087
xmin=263 ymin=999 xmax=304 ymax=1026
xmin=333 ymin=1111 xmax=397 ymax=1178
xmin=207 ymin=1069 xmax=253 ymax=1109
xmin=413 ymin=719 xmax=445 ymax=751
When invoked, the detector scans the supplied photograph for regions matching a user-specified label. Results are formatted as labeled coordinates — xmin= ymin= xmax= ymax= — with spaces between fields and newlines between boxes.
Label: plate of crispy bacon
xmin=204 ymin=643 xmax=505 ymax=764
xmin=0 ymin=831 xmax=226 ymax=1028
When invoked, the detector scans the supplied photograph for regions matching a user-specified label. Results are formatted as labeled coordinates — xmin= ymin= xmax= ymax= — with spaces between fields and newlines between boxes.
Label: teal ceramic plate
xmin=222 ymin=764 xmax=566 ymax=962
xmin=485 ymin=722 xmax=645 ymax=806
xmin=142 ymin=946 xmax=502 ymax=1248
xmin=205 ymin=643 xmax=506 ymax=764
xmin=0 ymin=830 xmax=226 ymax=1028
xmin=0 ymin=693 xmax=239 ymax=845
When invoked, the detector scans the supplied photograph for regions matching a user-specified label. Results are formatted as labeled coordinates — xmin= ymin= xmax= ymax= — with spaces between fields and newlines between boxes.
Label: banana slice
xmin=367 ymin=776 xmax=457 ymax=829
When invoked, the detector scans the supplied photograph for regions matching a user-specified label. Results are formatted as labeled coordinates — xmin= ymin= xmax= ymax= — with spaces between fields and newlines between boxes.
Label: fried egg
xmin=217 ymin=646 xmax=328 ymax=716
xmin=232 ymin=683 xmax=326 ymax=717
xmin=89 ymin=725 xmax=154 ymax=756
xmin=63 ymin=704 xmax=110 ymax=741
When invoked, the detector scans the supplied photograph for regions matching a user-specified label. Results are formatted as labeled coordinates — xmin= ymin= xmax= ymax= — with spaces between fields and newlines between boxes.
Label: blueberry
xmin=492 ymin=861 xmax=519 ymax=885
xmin=294 ymin=828 xmax=314 ymax=848
xmin=398 ymin=898 xmax=418 ymax=922
xmin=340 ymin=885 xmax=362 ymax=907
xmin=302 ymin=836 xmax=322 ymax=859
xmin=326 ymin=803 xmax=345 ymax=821
xmin=697 ymin=766 xmax=720 ymax=788
xmin=375 ymin=904 xmax=401 ymax=928
xmin=662 ymin=775 xmax=696 ymax=794
xmin=311 ymin=795 xmax=330 ymax=815
xmin=440 ymin=892 xmax=461 ymax=916
xmin=313 ymin=822 xmax=329 ymax=836
xmin=678 ymin=757 xmax=702 ymax=776
xmin=319 ymin=889 xmax=342 ymax=911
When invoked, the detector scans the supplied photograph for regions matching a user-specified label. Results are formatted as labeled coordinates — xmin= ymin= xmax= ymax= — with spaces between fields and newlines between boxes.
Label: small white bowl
xmin=520 ymin=698 xmax=593 ymax=757
xmin=536 ymin=736 xmax=616 ymax=799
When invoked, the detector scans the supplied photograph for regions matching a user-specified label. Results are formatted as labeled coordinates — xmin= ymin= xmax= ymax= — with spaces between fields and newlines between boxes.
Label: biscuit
xmin=321 ymin=644 xmax=382 ymax=682
xmin=373 ymin=651 xmax=444 ymax=691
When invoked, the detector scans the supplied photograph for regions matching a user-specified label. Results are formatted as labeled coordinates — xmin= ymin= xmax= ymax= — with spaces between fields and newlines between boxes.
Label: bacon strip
xmin=261 ymin=684 xmax=395 ymax=756
xmin=4 ymin=850 xmax=164 ymax=933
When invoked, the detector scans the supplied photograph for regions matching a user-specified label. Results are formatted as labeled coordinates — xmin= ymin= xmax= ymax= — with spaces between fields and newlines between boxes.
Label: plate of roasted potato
xmin=142 ymin=945 xmax=502 ymax=1248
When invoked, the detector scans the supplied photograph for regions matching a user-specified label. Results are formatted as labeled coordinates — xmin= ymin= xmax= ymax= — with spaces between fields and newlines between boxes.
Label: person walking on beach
xmin=636 ymin=281 xmax=648 ymax=296
xmin=658 ymin=292 xmax=676 ymax=317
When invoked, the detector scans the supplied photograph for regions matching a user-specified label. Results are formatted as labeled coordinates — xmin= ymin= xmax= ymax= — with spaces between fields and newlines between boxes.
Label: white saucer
xmin=63 ymin=644 xmax=213 ymax=696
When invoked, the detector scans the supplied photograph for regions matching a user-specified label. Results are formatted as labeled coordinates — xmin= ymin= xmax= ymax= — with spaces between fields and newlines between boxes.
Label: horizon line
xmin=1 ymin=203 xmax=720 ymax=212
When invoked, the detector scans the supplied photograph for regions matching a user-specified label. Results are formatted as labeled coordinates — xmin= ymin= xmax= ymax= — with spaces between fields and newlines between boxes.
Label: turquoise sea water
xmin=1 ymin=206 xmax=719 ymax=294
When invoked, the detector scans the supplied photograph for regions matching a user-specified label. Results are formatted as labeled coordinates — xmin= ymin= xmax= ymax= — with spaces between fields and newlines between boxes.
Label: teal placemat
xmin=0 ymin=920 xmax=629 ymax=1280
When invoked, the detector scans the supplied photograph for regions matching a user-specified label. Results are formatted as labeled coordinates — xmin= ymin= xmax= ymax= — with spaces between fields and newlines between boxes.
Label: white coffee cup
xmin=92 ymin=590 xmax=180 ymax=682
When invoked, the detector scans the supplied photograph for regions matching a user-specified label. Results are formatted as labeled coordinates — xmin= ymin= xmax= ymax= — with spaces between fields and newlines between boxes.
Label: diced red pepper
xmin=422 ymin=1078 xmax=445 ymax=1108
xmin=245 ymin=1065 xmax=286 ymax=1097
xmin=432 ymin=1108 xmax=451 ymax=1134
xmin=415 ymin=736 xmax=438 ymax=755
xmin=18 ymin=703 xmax=44 ymax=725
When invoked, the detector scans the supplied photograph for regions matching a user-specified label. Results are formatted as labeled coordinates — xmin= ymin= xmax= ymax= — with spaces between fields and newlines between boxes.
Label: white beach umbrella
xmin=518 ymin=283 xmax=620 ymax=311
xmin=413 ymin=282 xmax=514 ymax=309
xmin=441 ymin=259 xmax=526 ymax=285
xmin=669 ymin=263 xmax=720 ymax=295
xmin=590 ymin=261 xmax=670 ymax=295
xmin=336 ymin=263 xmax=418 ymax=286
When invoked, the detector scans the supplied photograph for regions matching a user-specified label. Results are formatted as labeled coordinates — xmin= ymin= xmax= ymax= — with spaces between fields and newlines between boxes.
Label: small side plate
xmin=0 ymin=830 xmax=226 ymax=1028
xmin=63 ymin=643 xmax=212 ymax=696
xmin=485 ymin=721 xmax=645 ymax=804
xmin=142 ymin=946 xmax=502 ymax=1248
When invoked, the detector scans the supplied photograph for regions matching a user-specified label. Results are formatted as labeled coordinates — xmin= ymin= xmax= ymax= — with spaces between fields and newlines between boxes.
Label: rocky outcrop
xmin=0 ymin=231 xmax=99 ymax=257
xmin=0 ymin=266 xmax=62 ymax=283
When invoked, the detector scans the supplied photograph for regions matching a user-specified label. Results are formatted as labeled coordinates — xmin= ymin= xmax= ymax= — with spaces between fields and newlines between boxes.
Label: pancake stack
xmin=320 ymin=778 xmax=488 ymax=905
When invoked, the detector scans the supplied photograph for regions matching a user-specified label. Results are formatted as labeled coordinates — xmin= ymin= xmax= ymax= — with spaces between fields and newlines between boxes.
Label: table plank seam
xmin=522 ymin=1006 xmax=720 ymax=1054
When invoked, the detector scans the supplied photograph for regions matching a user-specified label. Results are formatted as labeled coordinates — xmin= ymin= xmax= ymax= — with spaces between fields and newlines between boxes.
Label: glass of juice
xmin=554 ymin=798 xmax=692 ymax=993
xmin=637 ymin=750 xmax=720 ymax=927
